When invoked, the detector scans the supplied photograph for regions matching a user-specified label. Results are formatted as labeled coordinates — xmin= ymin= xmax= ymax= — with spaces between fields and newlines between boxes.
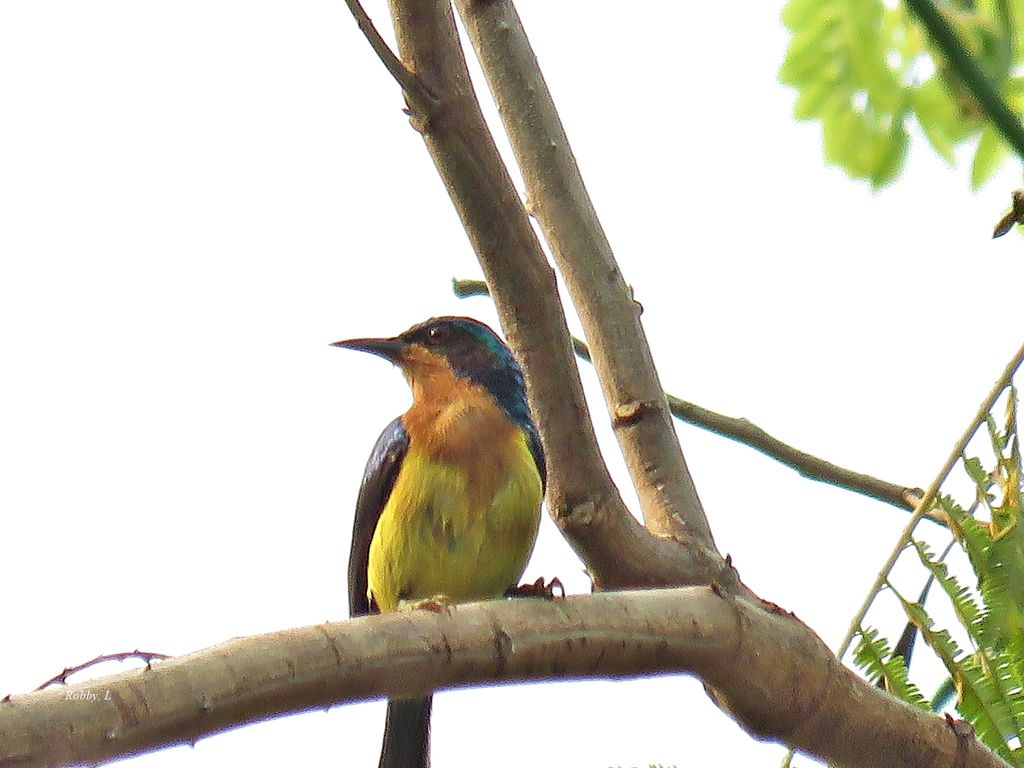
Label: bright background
xmin=2 ymin=2 xmax=1023 ymax=766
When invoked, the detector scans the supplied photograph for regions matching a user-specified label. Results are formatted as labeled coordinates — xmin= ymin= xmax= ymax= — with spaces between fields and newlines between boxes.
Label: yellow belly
xmin=367 ymin=427 xmax=543 ymax=613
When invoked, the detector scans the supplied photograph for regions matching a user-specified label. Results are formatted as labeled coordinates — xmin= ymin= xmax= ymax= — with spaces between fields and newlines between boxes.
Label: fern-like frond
xmin=985 ymin=649 xmax=1024 ymax=738
xmin=854 ymin=627 xmax=930 ymax=709
xmin=943 ymin=493 xmax=993 ymax=576
xmin=970 ymin=390 xmax=1024 ymax=654
xmin=960 ymin=652 xmax=1024 ymax=764
xmin=892 ymin=586 xmax=1020 ymax=763
xmin=979 ymin=533 xmax=1024 ymax=645
xmin=909 ymin=539 xmax=986 ymax=648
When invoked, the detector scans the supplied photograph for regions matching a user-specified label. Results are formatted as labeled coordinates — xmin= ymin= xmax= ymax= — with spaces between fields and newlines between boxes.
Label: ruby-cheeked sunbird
xmin=332 ymin=316 xmax=546 ymax=768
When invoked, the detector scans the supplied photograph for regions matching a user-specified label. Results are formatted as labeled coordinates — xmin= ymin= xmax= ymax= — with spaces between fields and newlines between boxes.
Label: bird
xmin=332 ymin=316 xmax=546 ymax=768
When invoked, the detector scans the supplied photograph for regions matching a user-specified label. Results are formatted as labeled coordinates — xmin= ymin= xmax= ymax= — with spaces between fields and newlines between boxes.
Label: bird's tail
xmin=379 ymin=696 xmax=432 ymax=768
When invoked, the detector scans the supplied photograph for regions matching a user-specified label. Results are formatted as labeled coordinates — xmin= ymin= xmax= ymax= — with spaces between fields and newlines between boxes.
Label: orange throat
xmin=400 ymin=345 xmax=520 ymax=508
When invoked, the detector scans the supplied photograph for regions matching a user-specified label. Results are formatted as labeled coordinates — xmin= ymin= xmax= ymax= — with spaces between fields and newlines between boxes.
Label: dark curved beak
xmin=330 ymin=336 xmax=406 ymax=363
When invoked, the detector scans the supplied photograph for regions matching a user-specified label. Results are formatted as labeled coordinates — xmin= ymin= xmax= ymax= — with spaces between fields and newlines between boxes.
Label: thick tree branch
xmin=454 ymin=278 xmax=928 ymax=516
xmin=375 ymin=0 xmax=724 ymax=589
xmin=453 ymin=0 xmax=711 ymax=549
xmin=0 ymin=590 xmax=1006 ymax=768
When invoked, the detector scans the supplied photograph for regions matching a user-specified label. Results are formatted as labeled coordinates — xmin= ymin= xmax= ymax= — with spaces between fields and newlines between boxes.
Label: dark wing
xmin=348 ymin=416 xmax=409 ymax=618
xmin=523 ymin=421 xmax=546 ymax=492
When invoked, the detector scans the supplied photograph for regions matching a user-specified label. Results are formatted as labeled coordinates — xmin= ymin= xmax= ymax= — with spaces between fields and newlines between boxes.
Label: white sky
xmin=2 ymin=2 xmax=1023 ymax=767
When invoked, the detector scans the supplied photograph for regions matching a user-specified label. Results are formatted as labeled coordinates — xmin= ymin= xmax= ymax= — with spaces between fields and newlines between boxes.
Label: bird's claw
xmin=401 ymin=595 xmax=454 ymax=614
xmin=506 ymin=576 xmax=564 ymax=600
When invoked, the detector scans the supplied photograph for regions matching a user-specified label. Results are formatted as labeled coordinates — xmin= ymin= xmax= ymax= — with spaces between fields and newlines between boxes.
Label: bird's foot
xmin=400 ymin=595 xmax=454 ymax=614
xmin=505 ymin=577 xmax=564 ymax=600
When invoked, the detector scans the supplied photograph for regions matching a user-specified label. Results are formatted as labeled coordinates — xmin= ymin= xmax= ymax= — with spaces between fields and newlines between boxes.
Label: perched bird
xmin=332 ymin=316 xmax=546 ymax=768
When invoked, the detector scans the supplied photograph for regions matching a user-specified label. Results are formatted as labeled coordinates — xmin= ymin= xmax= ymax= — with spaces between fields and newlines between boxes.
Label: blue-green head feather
xmin=399 ymin=317 xmax=532 ymax=427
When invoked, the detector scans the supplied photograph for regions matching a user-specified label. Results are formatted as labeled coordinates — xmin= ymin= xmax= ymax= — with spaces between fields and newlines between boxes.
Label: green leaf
xmin=919 ymin=122 xmax=958 ymax=164
xmin=871 ymin=117 xmax=910 ymax=188
xmin=822 ymin=107 xmax=856 ymax=168
xmin=781 ymin=0 xmax=1020 ymax=187
xmin=971 ymin=125 xmax=1009 ymax=188
xmin=965 ymin=456 xmax=990 ymax=487
xmin=793 ymin=77 xmax=845 ymax=120
xmin=944 ymin=494 xmax=994 ymax=574
xmin=780 ymin=0 xmax=833 ymax=30
xmin=916 ymin=76 xmax=979 ymax=144
xmin=780 ymin=17 xmax=841 ymax=86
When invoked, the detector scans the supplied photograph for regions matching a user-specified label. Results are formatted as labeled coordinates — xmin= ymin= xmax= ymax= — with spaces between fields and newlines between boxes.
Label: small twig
xmin=34 ymin=650 xmax=170 ymax=691
xmin=452 ymin=277 xmax=926 ymax=515
xmin=835 ymin=341 xmax=1024 ymax=663
xmin=342 ymin=0 xmax=437 ymax=112
xmin=665 ymin=395 xmax=926 ymax=513
xmin=450 ymin=278 xmax=488 ymax=298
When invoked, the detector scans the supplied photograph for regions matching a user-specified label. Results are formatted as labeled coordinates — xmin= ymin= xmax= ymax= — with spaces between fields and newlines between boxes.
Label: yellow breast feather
xmin=367 ymin=426 xmax=542 ymax=613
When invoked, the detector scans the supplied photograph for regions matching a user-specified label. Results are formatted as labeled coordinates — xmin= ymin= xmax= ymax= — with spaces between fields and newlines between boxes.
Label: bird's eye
xmin=426 ymin=325 xmax=450 ymax=344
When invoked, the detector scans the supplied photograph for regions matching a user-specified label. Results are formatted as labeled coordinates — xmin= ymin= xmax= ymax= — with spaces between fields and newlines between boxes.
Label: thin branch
xmin=342 ymin=0 xmax=436 ymax=112
xmin=836 ymin=341 xmax=1024 ymax=661
xmin=665 ymin=394 xmax=927 ymax=511
xmin=453 ymin=0 xmax=711 ymax=549
xmin=372 ymin=0 xmax=723 ymax=589
xmin=0 ymin=590 xmax=1007 ymax=768
xmin=453 ymin=278 xmax=927 ymax=516
xmin=34 ymin=651 xmax=169 ymax=692
xmin=905 ymin=0 xmax=1024 ymax=160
